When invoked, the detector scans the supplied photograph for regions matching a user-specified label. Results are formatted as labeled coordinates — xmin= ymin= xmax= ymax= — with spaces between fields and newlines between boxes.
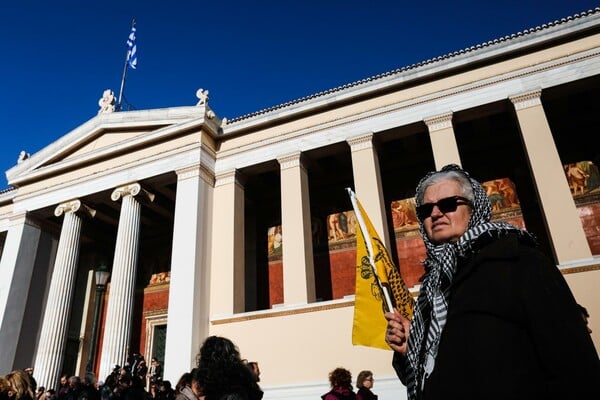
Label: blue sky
xmin=0 ymin=0 xmax=597 ymax=189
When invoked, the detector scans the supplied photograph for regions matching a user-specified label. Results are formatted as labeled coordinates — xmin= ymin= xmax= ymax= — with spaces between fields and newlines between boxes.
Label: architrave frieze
xmin=215 ymin=49 xmax=600 ymax=174
xmin=12 ymin=142 xmax=213 ymax=214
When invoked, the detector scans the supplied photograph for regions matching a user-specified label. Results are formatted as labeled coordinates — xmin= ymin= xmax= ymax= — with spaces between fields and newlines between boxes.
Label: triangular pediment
xmin=6 ymin=106 xmax=215 ymax=187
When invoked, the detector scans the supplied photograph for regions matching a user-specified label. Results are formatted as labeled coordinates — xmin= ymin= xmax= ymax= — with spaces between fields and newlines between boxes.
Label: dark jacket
xmin=394 ymin=234 xmax=600 ymax=399
xmin=356 ymin=387 xmax=377 ymax=400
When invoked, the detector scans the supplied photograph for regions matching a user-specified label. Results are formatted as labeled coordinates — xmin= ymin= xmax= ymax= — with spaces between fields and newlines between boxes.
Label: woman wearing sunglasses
xmin=384 ymin=164 xmax=599 ymax=400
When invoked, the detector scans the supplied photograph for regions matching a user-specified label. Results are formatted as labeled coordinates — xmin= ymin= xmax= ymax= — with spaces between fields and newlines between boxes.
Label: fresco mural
xmin=326 ymin=210 xmax=357 ymax=242
xmin=564 ymin=161 xmax=600 ymax=196
xmin=564 ymin=161 xmax=600 ymax=254
xmin=267 ymin=225 xmax=283 ymax=256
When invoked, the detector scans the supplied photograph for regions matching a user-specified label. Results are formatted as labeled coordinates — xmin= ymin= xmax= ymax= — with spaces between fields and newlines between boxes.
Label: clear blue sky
xmin=1 ymin=1 xmax=597 ymax=189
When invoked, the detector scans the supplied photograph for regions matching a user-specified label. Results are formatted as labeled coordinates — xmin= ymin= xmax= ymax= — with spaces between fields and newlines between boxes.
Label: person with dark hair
xmin=355 ymin=371 xmax=376 ymax=400
xmin=174 ymin=371 xmax=196 ymax=400
xmin=57 ymin=376 xmax=69 ymax=400
xmin=193 ymin=336 xmax=261 ymax=400
xmin=243 ymin=362 xmax=262 ymax=400
xmin=321 ymin=368 xmax=355 ymax=400
xmin=385 ymin=164 xmax=600 ymax=400
xmin=578 ymin=303 xmax=593 ymax=334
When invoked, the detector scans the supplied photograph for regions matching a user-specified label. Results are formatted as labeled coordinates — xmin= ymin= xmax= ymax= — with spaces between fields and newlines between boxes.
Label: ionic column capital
xmin=424 ymin=112 xmax=454 ymax=132
xmin=347 ymin=133 xmax=374 ymax=152
xmin=509 ymin=90 xmax=542 ymax=110
xmin=54 ymin=199 xmax=96 ymax=218
xmin=111 ymin=183 xmax=155 ymax=203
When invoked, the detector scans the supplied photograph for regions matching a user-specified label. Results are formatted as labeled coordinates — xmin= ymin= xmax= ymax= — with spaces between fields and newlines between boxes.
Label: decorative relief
xmin=347 ymin=134 xmax=374 ymax=152
xmin=509 ymin=90 xmax=542 ymax=110
xmin=424 ymin=113 xmax=453 ymax=132
xmin=111 ymin=182 xmax=155 ymax=203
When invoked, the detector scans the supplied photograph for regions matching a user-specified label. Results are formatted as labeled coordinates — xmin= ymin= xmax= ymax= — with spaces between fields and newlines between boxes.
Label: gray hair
xmin=415 ymin=170 xmax=474 ymax=206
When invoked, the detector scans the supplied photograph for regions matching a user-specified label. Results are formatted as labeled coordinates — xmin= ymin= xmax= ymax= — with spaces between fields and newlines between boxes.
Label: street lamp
xmin=86 ymin=264 xmax=111 ymax=374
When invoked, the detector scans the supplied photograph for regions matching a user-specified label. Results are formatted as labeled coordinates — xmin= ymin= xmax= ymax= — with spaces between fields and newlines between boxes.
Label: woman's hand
xmin=384 ymin=309 xmax=411 ymax=354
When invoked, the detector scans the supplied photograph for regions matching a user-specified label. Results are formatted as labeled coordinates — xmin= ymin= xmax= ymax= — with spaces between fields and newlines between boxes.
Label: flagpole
xmin=117 ymin=19 xmax=136 ymax=111
xmin=346 ymin=187 xmax=395 ymax=313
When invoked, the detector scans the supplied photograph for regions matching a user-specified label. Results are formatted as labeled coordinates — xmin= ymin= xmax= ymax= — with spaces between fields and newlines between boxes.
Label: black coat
xmin=394 ymin=235 xmax=600 ymax=399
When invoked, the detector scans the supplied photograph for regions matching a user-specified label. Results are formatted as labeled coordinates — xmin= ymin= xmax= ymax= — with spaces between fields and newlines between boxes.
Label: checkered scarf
xmin=403 ymin=164 xmax=533 ymax=400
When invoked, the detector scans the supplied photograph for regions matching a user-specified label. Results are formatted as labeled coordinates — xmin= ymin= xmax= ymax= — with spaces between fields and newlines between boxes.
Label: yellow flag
xmin=348 ymin=189 xmax=415 ymax=350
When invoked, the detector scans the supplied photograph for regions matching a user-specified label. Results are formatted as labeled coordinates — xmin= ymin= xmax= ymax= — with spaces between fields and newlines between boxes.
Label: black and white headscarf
xmin=403 ymin=164 xmax=534 ymax=400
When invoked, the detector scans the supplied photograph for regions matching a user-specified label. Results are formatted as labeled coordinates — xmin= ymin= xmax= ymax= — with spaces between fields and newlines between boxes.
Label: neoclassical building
xmin=1 ymin=8 xmax=599 ymax=400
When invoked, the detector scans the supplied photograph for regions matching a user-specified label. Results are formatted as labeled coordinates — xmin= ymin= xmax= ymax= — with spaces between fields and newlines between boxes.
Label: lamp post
xmin=86 ymin=264 xmax=111 ymax=373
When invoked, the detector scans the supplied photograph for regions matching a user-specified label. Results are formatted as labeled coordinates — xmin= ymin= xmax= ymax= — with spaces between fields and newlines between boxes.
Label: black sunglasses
xmin=416 ymin=196 xmax=472 ymax=220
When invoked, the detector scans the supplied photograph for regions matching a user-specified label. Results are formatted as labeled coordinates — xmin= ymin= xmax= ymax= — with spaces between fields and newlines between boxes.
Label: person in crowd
xmin=134 ymin=360 xmax=147 ymax=384
xmin=385 ymin=164 xmax=600 ymax=400
xmin=355 ymin=371 xmax=376 ymax=400
xmin=243 ymin=362 xmax=262 ymax=400
xmin=156 ymin=381 xmax=174 ymax=400
xmin=321 ymin=368 xmax=355 ymax=400
xmin=146 ymin=359 xmax=161 ymax=392
xmin=578 ymin=303 xmax=593 ymax=334
xmin=81 ymin=373 xmax=99 ymax=400
xmin=193 ymin=336 xmax=262 ymax=400
xmin=44 ymin=390 xmax=56 ymax=400
xmin=35 ymin=387 xmax=45 ymax=400
xmin=146 ymin=379 xmax=159 ymax=400
xmin=174 ymin=371 xmax=196 ymax=400
xmin=64 ymin=377 xmax=83 ymax=400
xmin=23 ymin=370 xmax=36 ymax=394
xmin=1 ymin=376 xmax=12 ymax=400
xmin=57 ymin=376 xmax=69 ymax=400
xmin=5 ymin=370 xmax=35 ymax=400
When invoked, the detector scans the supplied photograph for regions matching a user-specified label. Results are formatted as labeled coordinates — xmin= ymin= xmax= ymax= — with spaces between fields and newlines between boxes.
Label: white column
xmin=164 ymin=166 xmax=213 ymax=383
xmin=33 ymin=200 xmax=94 ymax=389
xmin=510 ymin=90 xmax=592 ymax=263
xmin=348 ymin=133 xmax=391 ymax=248
xmin=278 ymin=153 xmax=316 ymax=305
xmin=99 ymin=183 xmax=153 ymax=380
xmin=0 ymin=213 xmax=41 ymax=373
xmin=424 ymin=112 xmax=462 ymax=169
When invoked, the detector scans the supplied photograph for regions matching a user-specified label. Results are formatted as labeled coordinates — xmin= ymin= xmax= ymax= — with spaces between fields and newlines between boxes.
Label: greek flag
xmin=127 ymin=24 xmax=137 ymax=69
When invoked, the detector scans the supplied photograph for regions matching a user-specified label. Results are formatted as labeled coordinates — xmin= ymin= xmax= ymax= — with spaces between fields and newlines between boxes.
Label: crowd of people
xmin=321 ymin=368 xmax=377 ymax=400
xmin=0 ymin=336 xmax=264 ymax=400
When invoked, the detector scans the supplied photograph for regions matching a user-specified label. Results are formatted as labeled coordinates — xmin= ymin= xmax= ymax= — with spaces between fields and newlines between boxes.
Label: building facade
xmin=1 ymin=9 xmax=599 ymax=400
